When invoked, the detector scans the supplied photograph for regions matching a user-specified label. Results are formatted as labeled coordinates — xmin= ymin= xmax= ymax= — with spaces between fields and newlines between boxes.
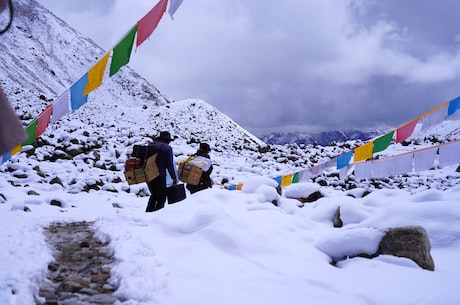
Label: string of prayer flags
xmin=70 ymin=73 xmax=89 ymax=112
xmin=354 ymin=141 xmax=374 ymax=162
xmin=168 ymin=0 xmax=184 ymax=19
xmin=396 ymin=119 xmax=418 ymax=143
xmin=136 ymin=0 xmax=168 ymax=48
xmin=84 ymin=52 xmax=111 ymax=95
xmin=110 ymin=25 xmax=137 ymax=77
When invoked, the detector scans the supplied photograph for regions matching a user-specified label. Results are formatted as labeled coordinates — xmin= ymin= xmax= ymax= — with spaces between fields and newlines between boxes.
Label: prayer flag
xmin=168 ymin=0 xmax=183 ymax=19
xmin=372 ymin=131 xmax=394 ymax=153
xmin=372 ymin=154 xmax=413 ymax=178
xmin=299 ymin=170 xmax=311 ymax=182
xmin=439 ymin=141 xmax=460 ymax=167
xmin=337 ymin=151 xmax=353 ymax=169
xmin=420 ymin=106 xmax=448 ymax=131
xmin=354 ymin=142 xmax=374 ymax=162
xmin=292 ymin=172 xmax=300 ymax=184
xmin=36 ymin=104 xmax=53 ymax=137
xmin=136 ymin=0 xmax=168 ymax=47
xmin=228 ymin=185 xmax=237 ymax=191
xmin=70 ymin=73 xmax=89 ymax=112
xmin=396 ymin=120 xmax=418 ymax=143
xmin=281 ymin=174 xmax=292 ymax=187
xmin=2 ymin=151 xmax=11 ymax=163
xmin=23 ymin=119 xmax=38 ymax=146
xmin=339 ymin=165 xmax=352 ymax=181
xmin=11 ymin=144 xmax=22 ymax=156
xmin=354 ymin=162 xmax=372 ymax=180
xmin=51 ymin=90 xmax=70 ymax=124
xmin=110 ymin=26 xmax=137 ymax=76
xmin=310 ymin=165 xmax=323 ymax=177
xmin=448 ymin=96 xmax=460 ymax=116
xmin=84 ymin=52 xmax=110 ymax=95
xmin=413 ymin=147 xmax=437 ymax=172
xmin=237 ymin=183 xmax=243 ymax=190
xmin=273 ymin=176 xmax=282 ymax=186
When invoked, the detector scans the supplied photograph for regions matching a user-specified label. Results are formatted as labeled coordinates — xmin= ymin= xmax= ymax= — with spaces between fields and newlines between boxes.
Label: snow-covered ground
xmin=1 ymin=164 xmax=460 ymax=305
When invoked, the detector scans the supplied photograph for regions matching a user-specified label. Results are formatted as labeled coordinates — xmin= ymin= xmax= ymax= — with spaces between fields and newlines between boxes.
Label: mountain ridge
xmin=260 ymin=129 xmax=384 ymax=146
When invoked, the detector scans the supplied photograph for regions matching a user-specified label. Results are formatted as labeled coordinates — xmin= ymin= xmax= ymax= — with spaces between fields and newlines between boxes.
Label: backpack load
xmin=124 ymin=145 xmax=159 ymax=185
xmin=177 ymin=155 xmax=212 ymax=186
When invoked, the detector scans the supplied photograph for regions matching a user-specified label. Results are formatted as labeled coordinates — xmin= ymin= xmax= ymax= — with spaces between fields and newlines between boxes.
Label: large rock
xmin=377 ymin=226 xmax=435 ymax=271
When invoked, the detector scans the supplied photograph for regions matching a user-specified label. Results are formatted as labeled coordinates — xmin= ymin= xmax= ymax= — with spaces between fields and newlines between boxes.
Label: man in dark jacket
xmin=186 ymin=142 xmax=213 ymax=194
xmin=145 ymin=131 xmax=177 ymax=212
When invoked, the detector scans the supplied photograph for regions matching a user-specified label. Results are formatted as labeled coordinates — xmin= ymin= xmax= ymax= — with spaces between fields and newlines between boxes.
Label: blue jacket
xmin=148 ymin=141 xmax=177 ymax=181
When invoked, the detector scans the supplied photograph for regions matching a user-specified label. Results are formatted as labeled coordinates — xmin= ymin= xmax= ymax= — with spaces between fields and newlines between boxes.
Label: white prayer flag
xmin=413 ymin=147 xmax=437 ymax=171
xmin=354 ymin=162 xmax=372 ymax=180
xmin=50 ymin=90 xmax=70 ymax=124
xmin=168 ymin=0 xmax=184 ymax=19
xmin=420 ymin=106 xmax=448 ymax=131
xmin=439 ymin=141 xmax=460 ymax=167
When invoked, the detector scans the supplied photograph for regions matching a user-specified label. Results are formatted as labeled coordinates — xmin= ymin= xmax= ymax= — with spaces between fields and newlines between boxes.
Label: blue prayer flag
xmin=336 ymin=151 xmax=353 ymax=169
xmin=448 ymin=96 xmax=460 ymax=116
xmin=70 ymin=73 xmax=89 ymax=112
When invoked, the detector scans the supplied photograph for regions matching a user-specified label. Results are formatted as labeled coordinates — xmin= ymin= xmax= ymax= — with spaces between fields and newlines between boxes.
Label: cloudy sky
xmin=35 ymin=0 xmax=460 ymax=136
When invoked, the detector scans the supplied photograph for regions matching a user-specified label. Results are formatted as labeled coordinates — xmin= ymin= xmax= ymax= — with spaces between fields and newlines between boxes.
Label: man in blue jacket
xmin=146 ymin=131 xmax=177 ymax=212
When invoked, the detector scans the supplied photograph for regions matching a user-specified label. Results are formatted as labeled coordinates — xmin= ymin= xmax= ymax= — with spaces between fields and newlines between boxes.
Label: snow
xmin=2 ymin=162 xmax=460 ymax=304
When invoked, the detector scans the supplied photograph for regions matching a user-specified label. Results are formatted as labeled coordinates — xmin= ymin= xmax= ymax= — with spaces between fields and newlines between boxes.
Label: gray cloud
xmin=35 ymin=0 xmax=460 ymax=136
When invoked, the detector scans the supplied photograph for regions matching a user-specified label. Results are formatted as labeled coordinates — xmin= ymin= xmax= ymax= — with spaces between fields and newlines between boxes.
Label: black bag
xmin=166 ymin=184 xmax=186 ymax=204
xmin=131 ymin=145 xmax=156 ymax=160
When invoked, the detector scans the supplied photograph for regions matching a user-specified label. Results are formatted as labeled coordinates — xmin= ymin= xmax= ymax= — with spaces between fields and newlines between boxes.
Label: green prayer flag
xmin=110 ymin=25 xmax=137 ymax=77
xmin=23 ymin=118 xmax=38 ymax=146
xmin=372 ymin=131 xmax=395 ymax=153
xmin=292 ymin=172 xmax=299 ymax=183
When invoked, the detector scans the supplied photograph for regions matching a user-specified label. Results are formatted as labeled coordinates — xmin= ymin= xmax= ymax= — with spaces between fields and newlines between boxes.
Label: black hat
xmin=158 ymin=131 xmax=173 ymax=142
xmin=200 ymin=142 xmax=211 ymax=152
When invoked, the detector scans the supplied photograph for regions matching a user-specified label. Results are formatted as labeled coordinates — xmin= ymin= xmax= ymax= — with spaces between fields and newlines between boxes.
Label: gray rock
xmin=333 ymin=207 xmax=343 ymax=228
xmin=377 ymin=226 xmax=435 ymax=271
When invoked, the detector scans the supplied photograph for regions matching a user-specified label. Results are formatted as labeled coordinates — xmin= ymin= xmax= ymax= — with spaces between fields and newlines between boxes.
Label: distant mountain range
xmin=260 ymin=129 xmax=382 ymax=146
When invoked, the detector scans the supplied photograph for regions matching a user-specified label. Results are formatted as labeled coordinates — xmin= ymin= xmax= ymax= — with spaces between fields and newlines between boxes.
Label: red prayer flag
xmin=36 ymin=104 xmax=53 ymax=137
xmin=136 ymin=0 xmax=168 ymax=48
xmin=396 ymin=120 xmax=418 ymax=143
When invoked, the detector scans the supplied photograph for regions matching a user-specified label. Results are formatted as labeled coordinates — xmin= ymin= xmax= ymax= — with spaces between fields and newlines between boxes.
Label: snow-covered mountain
xmin=260 ymin=129 xmax=383 ymax=146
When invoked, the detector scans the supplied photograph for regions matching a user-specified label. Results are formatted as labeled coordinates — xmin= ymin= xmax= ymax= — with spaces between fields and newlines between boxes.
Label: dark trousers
xmin=146 ymin=176 xmax=167 ymax=212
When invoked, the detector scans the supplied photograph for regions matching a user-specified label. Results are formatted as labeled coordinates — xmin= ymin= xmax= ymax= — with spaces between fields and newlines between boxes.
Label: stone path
xmin=38 ymin=221 xmax=124 ymax=305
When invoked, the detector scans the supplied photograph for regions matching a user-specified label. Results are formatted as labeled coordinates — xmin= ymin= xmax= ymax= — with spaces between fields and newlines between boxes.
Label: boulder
xmin=377 ymin=226 xmax=435 ymax=271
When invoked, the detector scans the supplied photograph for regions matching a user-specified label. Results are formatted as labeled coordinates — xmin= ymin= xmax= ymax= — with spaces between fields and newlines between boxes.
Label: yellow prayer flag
xmin=83 ymin=52 xmax=110 ymax=95
xmin=281 ymin=174 xmax=292 ymax=187
xmin=11 ymin=144 xmax=22 ymax=156
xmin=354 ymin=142 xmax=374 ymax=162
xmin=237 ymin=183 xmax=243 ymax=190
